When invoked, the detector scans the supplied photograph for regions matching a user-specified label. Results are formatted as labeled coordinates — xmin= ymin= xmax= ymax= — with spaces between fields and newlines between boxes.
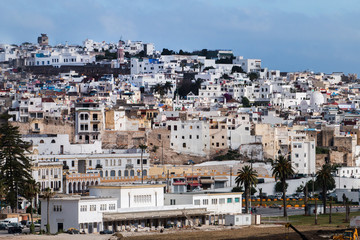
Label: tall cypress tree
xmin=0 ymin=113 xmax=33 ymax=211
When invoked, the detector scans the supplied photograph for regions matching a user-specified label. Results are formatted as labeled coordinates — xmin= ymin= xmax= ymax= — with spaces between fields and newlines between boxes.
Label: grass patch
xmin=266 ymin=210 xmax=360 ymax=227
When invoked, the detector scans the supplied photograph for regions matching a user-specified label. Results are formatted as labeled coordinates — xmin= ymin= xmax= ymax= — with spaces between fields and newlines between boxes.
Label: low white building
xmin=41 ymin=196 xmax=118 ymax=233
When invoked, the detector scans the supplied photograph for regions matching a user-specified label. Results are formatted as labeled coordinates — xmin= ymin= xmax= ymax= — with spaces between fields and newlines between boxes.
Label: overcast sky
xmin=1 ymin=0 xmax=360 ymax=74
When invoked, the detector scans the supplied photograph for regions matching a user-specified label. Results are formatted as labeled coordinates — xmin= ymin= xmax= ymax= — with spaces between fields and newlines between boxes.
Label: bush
xmin=30 ymin=223 xmax=35 ymax=234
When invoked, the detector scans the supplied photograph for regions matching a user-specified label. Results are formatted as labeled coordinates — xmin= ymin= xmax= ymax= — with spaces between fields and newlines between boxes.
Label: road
xmin=256 ymin=206 xmax=360 ymax=217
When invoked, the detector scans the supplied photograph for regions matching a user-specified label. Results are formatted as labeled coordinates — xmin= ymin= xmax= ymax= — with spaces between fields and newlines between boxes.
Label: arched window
xmin=105 ymin=171 xmax=108 ymax=177
xmin=51 ymin=139 xmax=56 ymax=143
xmin=118 ymin=170 xmax=121 ymax=177
xmin=130 ymin=170 xmax=135 ymax=176
xmin=110 ymin=170 xmax=115 ymax=177
xmin=143 ymin=170 xmax=147 ymax=176
xmin=40 ymin=140 xmax=44 ymax=143
xmin=124 ymin=170 xmax=129 ymax=176
xmin=100 ymin=171 xmax=103 ymax=177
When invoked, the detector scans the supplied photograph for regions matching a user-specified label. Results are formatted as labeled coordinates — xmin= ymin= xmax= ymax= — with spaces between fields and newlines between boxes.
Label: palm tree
xmin=163 ymin=81 xmax=173 ymax=95
xmin=42 ymin=187 xmax=55 ymax=234
xmin=23 ymin=180 xmax=40 ymax=233
xmin=139 ymin=144 xmax=147 ymax=184
xmin=198 ymin=62 xmax=204 ymax=72
xmin=152 ymin=84 xmax=165 ymax=98
xmin=272 ymin=155 xmax=294 ymax=217
xmin=235 ymin=165 xmax=258 ymax=214
xmin=316 ymin=164 xmax=335 ymax=214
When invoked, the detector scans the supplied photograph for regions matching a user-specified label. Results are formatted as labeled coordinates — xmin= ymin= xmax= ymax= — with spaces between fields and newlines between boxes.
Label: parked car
xmin=100 ymin=229 xmax=114 ymax=234
xmin=8 ymin=225 xmax=22 ymax=234
xmin=66 ymin=228 xmax=80 ymax=234
xmin=0 ymin=222 xmax=7 ymax=230
xmin=269 ymin=204 xmax=281 ymax=208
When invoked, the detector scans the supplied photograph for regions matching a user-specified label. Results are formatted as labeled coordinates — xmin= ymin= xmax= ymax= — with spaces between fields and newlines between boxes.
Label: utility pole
xmin=230 ymin=167 xmax=232 ymax=187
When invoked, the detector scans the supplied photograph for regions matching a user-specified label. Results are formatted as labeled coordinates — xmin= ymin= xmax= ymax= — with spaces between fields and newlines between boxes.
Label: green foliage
xmin=203 ymin=66 xmax=215 ymax=71
xmin=275 ymin=181 xmax=288 ymax=193
xmin=296 ymin=185 xmax=304 ymax=193
xmin=95 ymin=50 xmax=117 ymax=61
xmin=30 ymin=223 xmax=35 ymax=234
xmin=222 ymin=74 xmax=231 ymax=80
xmin=272 ymin=155 xmax=295 ymax=217
xmin=46 ymin=224 xmax=50 ymax=234
xmin=235 ymin=165 xmax=258 ymax=214
xmin=0 ymin=113 xmax=34 ymax=210
xmin=152 ymin=81 xmax=173 ymax=98
xmin=178 ymin=49 xmax=192 ymax=55
xmin=216 ymin=58 xmax=233 ymax=64
xmin=231 ymin=186 xmax=243 ymax=192
xmin=316 ymin=147 xmax=330 ymax=154
xmin=241 ymin=96 xmax=251 ymax=107
xmin=214 ymin=150 xmax=241 ymax=161
xmin=247 ymin=72 xmax=259 ymax=81
xmin=177 ymin=79 xmax=204 ymax=97
xmin=316 ymin=164 xmax=336 ymax=213
xmin=231 ymin=66 xmax=245 ymax=74
xmin=161 ymin=48 xmax=176 ymax=55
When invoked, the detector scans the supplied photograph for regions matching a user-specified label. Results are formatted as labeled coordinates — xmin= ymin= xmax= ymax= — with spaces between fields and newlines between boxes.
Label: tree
xmin=41 ymin=187 xmax=55 ymax=234
xmin=235 ymin=165 xmax=258 ymax=214
xmin=23 ymin=180 xmax=40 ymax=233
xmin=163 ymin=81 xmax=173 ymax=94
xmin=247 ymin=72 xmax=259 ymax=81
xmin=0 ymin=113 xmax=34 ymax=211
xmin=161 ymin=48 xmax=175 ymax=55
xmin=152 ymin=83 xmax=166 ymax=98
xmin=198 ymin=62 xmax=204 ymax=72
xmin=241 ymin=97 xmax=251 ymax=107
xmin=272 ymin=155 xmax=294 ymax=217
xmin=315 ymin=164 xmax=335 ymax=214
xmin=275 ymin=181 xmax=288 ymax=193
xmin=139 ymin=144 xmax=147 ymax=184
xmin=231 ymin=66 xmax=245 ymax=74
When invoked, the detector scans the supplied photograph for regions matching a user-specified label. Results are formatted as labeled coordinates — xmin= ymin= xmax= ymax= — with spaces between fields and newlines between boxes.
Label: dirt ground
xmin=2 ymin=225 xmax=350 ymax=240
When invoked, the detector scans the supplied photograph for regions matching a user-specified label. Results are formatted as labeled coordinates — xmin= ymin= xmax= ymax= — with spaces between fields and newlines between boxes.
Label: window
xmin=235 ymin=198 xmax=240 ymax=203
xmin=80 ymin=205 xmax=87 ymax=212
xmin=109 ymin=204 xmax=116 ymax=210
xmin=211 ymin=199 xmax=218 ymax=205
xmin=90 ymin=205 xmax=96 ymax=211
xmin=100 ymin=204 xmax=107 ymax=211
xmin=53 ymin=205 xmax=62 ymax=212
xmin=203 ymin=199 xmax=209 ymax=205
xmin=174 ymin=125 xmax=177 ymax=131
xmin=295 ymin=154 xmax=299 ymax=158
xmin=194 ymin=200 xmax=200 ymax=205
xmin=219 ymin=198 xmax=225 ymax=204
xmin=183 ymin=143 xmax=186 ymax=148
xmin=227 ymin=198 xmax=232 ymax=203
xmin=170 ymin=199 xmax=176 ymax=205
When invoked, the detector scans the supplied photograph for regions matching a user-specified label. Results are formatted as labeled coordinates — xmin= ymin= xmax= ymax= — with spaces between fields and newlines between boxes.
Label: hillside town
xmin=1 ymin=33 xmax=360 ymax=238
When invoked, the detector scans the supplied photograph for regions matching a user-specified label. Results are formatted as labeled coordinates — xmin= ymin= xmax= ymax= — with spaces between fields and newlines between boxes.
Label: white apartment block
xmin=233 ymin=56 xmax=261 ymax=73
xmin=168 ymin=120 xmax=210 ymax=157
xmin=291 ymin=140 xmax=316 ymax=175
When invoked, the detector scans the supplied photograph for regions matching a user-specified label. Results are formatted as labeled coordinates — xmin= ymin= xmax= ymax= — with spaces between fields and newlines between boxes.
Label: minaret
xmin=117 ymin=40 xmax=124 ymax=64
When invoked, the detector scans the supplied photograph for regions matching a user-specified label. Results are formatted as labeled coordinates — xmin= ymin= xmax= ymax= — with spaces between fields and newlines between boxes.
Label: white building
xmin=41 ymin=196 xmax=118 ymax=233
xmin=168 ymin=120 xmax=210 ymax=157
xmin=291 ymin=140 xmax=316 ymax=175
xmin=233 ymin=56 xmax=261 ymax=73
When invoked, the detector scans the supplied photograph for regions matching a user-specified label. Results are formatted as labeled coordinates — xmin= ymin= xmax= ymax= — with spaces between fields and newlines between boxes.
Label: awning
xmin=200 ymin=179 xmax=215 ymax=184
xmin=188 ymin=183 xmax=202 ymax=187
xmin=103 ymin=208 xmax=208 ymax=221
